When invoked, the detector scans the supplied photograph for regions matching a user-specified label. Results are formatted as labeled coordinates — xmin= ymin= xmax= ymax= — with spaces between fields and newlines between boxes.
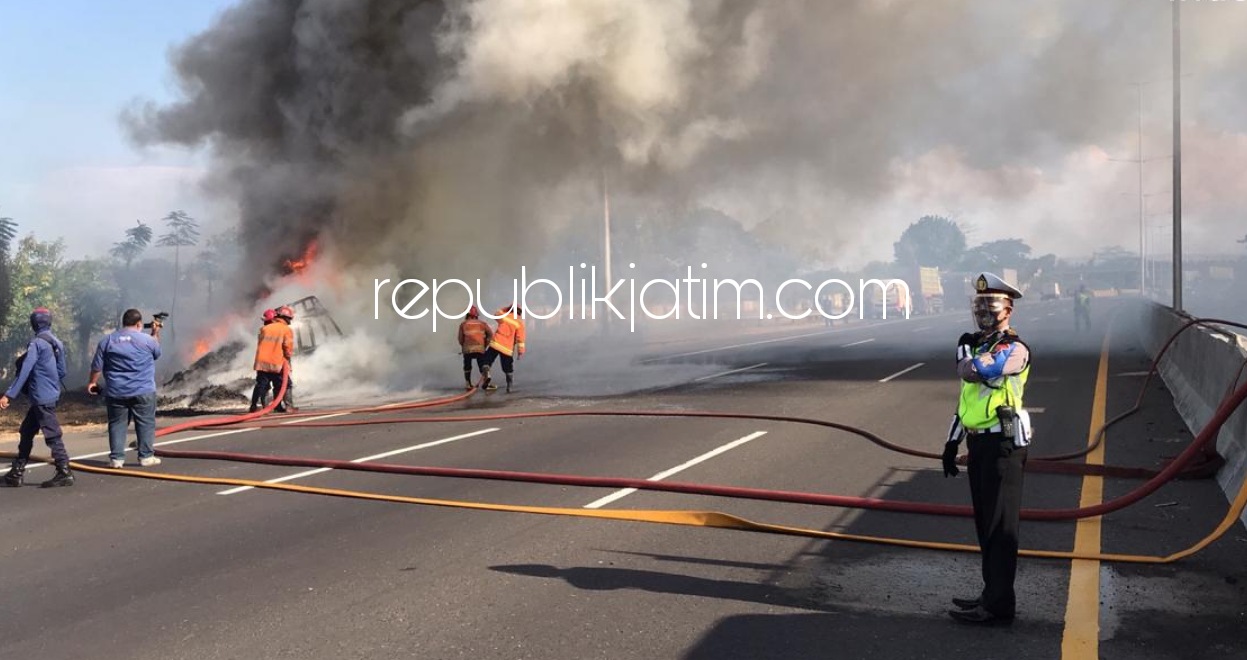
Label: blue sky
xmin=0 ymin=0 xmax=236 ymax=254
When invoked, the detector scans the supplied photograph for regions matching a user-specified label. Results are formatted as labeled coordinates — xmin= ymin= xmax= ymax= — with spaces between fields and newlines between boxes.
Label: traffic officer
xmin=1074 ymin=284 xmax=1091 ymax=331
xmin=942 ymin=272 xmax=1032 ymax=625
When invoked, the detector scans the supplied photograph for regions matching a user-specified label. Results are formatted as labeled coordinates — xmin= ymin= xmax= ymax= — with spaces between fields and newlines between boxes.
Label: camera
xmin=143 ymin=312 xmax=170 ymax=330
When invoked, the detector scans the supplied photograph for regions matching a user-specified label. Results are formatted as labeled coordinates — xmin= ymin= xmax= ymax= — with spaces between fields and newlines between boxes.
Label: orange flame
xmin=282 ymin=239 xmax=320 ymax=276
xmin=187 ymin=314 xmax=245 ymax=363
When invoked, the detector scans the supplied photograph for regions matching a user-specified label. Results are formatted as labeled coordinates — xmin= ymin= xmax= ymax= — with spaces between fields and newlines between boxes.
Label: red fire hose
xmin=147 ymin=316 xmax=1247 ymax=523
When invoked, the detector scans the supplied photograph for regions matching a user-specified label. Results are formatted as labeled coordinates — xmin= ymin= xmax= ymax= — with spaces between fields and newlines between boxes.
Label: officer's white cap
xmin=973 ymin=272 xmax=1023 ymax=300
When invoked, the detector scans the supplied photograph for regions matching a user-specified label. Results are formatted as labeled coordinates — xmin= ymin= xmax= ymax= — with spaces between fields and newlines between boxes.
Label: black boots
xmin=505 ymin=373 xmax=513 ymax=393
xmin=2 ymin=459 xmax=26 ymax=487
xmin=40 ymin=463 xmax=74 ymax=488
xmin=3 ymin=460 xmax=74 ymax=488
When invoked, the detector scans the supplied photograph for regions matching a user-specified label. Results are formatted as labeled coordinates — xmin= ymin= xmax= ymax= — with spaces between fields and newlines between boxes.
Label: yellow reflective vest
xmin=958 ymin=340 xmax=1029 ymax=429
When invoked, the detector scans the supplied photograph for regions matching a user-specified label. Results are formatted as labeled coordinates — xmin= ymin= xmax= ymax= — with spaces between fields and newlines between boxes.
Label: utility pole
xmin=1171 ymin=0 xmax=1183 ymax=312
xmin=601 ymin=169 xmax=613 ymax=335
xmin=602 ymin=170 xmax=613 ymax=300
xmin=1133 ymin=82 xmax=1145 ymax=296
xmin=1109 ymin=81 xmax=1170 ymax=298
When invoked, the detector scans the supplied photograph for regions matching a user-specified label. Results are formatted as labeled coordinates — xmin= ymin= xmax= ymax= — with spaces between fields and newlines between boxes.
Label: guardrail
xmin=1140 ymin=302 xmax=1247 ymax=524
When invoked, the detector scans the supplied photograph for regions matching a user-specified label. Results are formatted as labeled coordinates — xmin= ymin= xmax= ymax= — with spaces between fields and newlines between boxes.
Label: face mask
xmin=971 ymin=297 xmax=1009 ymax=331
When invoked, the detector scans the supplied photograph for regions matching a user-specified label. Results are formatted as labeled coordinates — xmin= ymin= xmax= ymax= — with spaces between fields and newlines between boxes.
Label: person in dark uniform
xmin=1 ymin=308 xmax=72 ymax=487
xmin=942 ymin=272 xmax=1032 ymax=625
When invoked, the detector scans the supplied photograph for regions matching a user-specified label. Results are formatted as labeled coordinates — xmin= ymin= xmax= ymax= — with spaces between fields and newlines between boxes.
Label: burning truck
xmin=159 ymin=295 xmax=344 ymax=411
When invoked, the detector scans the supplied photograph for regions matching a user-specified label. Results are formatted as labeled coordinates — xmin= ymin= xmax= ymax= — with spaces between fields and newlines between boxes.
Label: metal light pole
xmin=1142 ymin=191 xmax=1171 ymax=295
xmin=602 ymin=170 xmax=613 ymax=297
xmin=1134 ymin=82 xmax=1144 ymax=295
xmin=1171 ymin=0 xmax=1184 ymax=312
xmin=600 ymin=169 xmax=614 ymax=335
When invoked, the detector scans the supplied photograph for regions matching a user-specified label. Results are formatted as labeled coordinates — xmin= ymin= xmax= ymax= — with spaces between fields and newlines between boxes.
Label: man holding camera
xmin=942 ymin=273 xmax=1032 ymax=626
xmin=88 ymin=309 xmax=163 ymax=468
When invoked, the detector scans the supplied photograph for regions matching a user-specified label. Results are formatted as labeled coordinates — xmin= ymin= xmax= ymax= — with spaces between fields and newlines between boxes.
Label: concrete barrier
xmin=1139 ymin=303 xmax=1247 ymax=524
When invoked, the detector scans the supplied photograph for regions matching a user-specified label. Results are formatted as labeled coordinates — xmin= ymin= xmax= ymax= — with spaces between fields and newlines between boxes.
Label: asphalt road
xmin=1 ymin=298 xmax=1244 ymax=660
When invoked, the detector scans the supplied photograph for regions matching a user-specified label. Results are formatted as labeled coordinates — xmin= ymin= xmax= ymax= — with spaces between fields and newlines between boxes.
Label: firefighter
xmin=248 ymin=309 xmax=278 ymax=411
xmin=458 ymin=306 xmax=493 ymax=390
xmin=274 ymin=305 xmax=299 ymax=412
xmin=250 ymin=306 xmax=294 ymax=413
xmin=480 ymin=304 xmax=526 ymax=393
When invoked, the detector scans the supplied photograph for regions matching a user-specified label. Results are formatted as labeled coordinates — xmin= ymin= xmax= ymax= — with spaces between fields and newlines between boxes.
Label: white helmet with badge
xmin=972 ymin=272 xmax=1021 ymax=331
xmin=973 ymin=272 xmax=1023 ymax=300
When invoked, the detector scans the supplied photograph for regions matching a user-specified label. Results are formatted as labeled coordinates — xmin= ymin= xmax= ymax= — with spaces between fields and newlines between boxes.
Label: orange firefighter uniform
xmin=253 ymin=318 xmax=293 ymax=373
xmin=458 ymin=308 xmax=493 ymax=388
xmin=481 ymin=306 xmax=526 ymax=393
xmin=249 ymin=316 xmax=294 ymax=412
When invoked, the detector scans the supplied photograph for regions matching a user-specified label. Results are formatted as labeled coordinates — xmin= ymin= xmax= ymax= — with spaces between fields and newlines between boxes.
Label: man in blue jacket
xmin=1 ymin=308 xmax=72 ymax=488
xmin=87 ymin=309 xmax=162 ymax=468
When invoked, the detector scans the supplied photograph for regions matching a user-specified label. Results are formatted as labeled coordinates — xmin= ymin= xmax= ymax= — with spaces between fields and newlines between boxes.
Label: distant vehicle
xmin=1040 ymin=282 xmax=1061 ymax=301
xmin=865 ymin=279 xmax=911 ymax=319
xmin=915 ymin=266 xmax=945 ymax=315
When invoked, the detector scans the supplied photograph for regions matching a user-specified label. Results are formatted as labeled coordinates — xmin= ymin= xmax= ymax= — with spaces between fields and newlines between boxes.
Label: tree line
xmin=0 ymin=209 xmax=238 ymax=382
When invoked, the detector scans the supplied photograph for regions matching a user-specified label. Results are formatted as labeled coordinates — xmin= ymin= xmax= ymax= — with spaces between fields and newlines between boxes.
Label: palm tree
xmin=156 ymin=211 xmax=200 ymax=318
xmin=110 ymin=220 xmax=153 ymax=268
xmin=0 ymin=215 xmax=17 ymax=338
xmin=194 ymin=246 xmax=222 ymax=312
xmin=110 ymin=220 xmax=153 ymax=317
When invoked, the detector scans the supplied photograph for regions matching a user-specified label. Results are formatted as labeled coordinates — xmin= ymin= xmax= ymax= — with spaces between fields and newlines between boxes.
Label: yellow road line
xmin=1062 ymin=333 xmax=1110 ymax=658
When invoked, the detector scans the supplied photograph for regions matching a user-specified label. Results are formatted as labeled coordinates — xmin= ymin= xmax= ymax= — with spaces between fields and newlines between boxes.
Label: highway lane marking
xmin=638 ymin=326 xmax=832 ymax=359
xmin=19 ymin=428 xmax=258 ymax=472
xmin=842 ymin=338 xmax=875 ymax=347
xmin=910 ymin=327 xmax=930 ymax=333
xmin=879 ymin=362 xmax=925 ymax=383
xmin=584 ymin=431 xmax=768 ymax=509
xmin=1026 ymin=407 xmax=1046 ymax=414
xmin=216 ymin=427 xmax=501 ymax=495
xmin=692 ymin=363 xmax=768 ymax=382
xmin=640 ymin=315 xmax=935 ymax=363
xmin=1047 ymin=312 xmax=1056 ymax=317
xmin=1061 ymin=332 xmax=1110 ymax=659
xmin=279 ymin=412 xmax=352 ymax=425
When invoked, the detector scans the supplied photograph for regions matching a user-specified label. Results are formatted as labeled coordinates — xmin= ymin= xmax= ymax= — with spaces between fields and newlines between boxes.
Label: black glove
xmin=957 ymin=333 xmax=976 ymax=362
xmin=942 ymin=442 xmax=961 ymax=478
